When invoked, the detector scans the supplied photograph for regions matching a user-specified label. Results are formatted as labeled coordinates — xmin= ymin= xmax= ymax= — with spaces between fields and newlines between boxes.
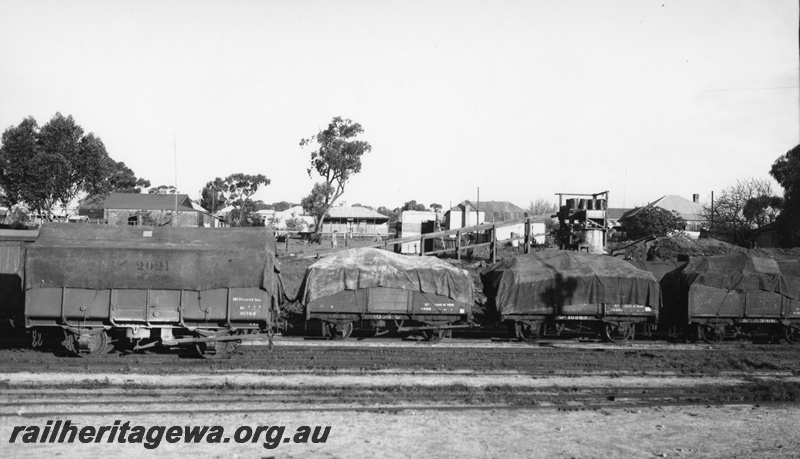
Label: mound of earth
xmin=609 ymin=235 xmax=800 ymax=261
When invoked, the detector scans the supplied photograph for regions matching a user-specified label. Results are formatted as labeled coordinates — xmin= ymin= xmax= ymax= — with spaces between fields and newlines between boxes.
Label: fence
xmin=298 ymin=218 xmax=545 ymax=262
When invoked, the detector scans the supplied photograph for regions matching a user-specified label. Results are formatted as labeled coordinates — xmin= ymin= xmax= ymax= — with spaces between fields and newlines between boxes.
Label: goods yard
xmin=2 ymin=223 xmax=800 ymax=351
xmin=2 ymin=223 xmax=800 ymax=457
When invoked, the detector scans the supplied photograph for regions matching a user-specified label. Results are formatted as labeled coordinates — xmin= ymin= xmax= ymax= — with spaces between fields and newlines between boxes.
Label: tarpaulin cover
xmin=24 ymin=223 xmax=280 ymax=294
xmin=666 ymin=252 xmax=800 ymax=299
xmin=299 ymin=247 xmax=474 ymax=305
xmin=481 ymin=251 xmax=660 ymax=314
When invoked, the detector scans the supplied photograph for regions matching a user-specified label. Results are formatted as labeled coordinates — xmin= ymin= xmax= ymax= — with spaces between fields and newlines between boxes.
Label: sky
xmin=1 ymin=0 xmax=798 ymax=212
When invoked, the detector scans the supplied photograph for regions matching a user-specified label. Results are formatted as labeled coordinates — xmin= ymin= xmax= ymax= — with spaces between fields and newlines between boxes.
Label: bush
xmin=624 ymin=207 xmax=686 ymax=240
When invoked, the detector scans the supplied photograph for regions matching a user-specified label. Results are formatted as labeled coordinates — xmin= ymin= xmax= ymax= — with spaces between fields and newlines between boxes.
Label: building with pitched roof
xmin=90 ymin=192 xmax=214 ymax=227
xmin=444 ymin=200 xmax=545 ymax=245
xmin=322 ymin=206 xmax=390 ymax=235
xmin=619 ymin=194 xmax=706 ymax=231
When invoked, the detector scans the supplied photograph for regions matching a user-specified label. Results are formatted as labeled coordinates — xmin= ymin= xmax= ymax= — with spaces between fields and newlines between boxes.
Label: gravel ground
xmin=2 ymin=343 xmax=800 ymax=458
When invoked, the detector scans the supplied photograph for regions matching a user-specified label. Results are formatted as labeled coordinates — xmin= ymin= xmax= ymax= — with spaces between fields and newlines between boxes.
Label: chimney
xmin=462 ymin=200 xmax=470 ymax=227
xmin=693 ymin=194 xmax=699 ymax=203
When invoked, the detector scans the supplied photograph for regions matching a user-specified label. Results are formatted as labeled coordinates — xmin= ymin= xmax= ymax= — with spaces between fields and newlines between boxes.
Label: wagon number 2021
xmin=136 ymin=261 xmax=170 ymax=272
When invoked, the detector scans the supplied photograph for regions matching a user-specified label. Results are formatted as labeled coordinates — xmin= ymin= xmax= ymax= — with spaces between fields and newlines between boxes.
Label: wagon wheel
xmin=515 ymin=322 xmax=544 ymax=343
xmin=782 ymin=325 xmax=797 ymax=344
xmin=65 ymin=330 xmax=109 ymax=358
xmin=507 ymin=321 xmax=518 ymax=339
xmin=421 ymin=328 xmax=445 ymax=342
xmin=195 ymin=338 xmax=237 ymax=359
xmin=603 ymin=323 xmax=634 ymax=343
xmin=325 ymin=322 xmax=353 ymax=340
xmin=697 ymin=324 xmax=724 ymax=344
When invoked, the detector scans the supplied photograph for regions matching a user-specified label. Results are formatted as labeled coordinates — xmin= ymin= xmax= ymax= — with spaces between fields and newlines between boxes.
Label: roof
xmin=477 ymin=201 xmax=527 ymax=221
xmin=448 ymin=201 xmax=526 ymax=218
xmin=101 ymin=193 xmax=196 ymax=212
xmin=326 ymin=206 xmax=390 ymax=220
xmin=620 ymin=195 xmax=704 ymax=222
xmin=607 ymin=208 xmax=633 ymax=220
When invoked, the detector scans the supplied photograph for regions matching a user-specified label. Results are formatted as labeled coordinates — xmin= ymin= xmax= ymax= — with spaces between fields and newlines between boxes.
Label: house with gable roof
xmin=86 ymin=192 xmax=216 ymax=227
xmin=322 ymin=206 xmax=390 ymax=235
xmin=619 ymin=194 xmax=706 ymax=232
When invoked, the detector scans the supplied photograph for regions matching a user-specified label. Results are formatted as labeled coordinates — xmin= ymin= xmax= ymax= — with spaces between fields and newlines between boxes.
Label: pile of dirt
xmin=607 ymin=235 xmax=800 ymax=262
xmin=608 ymin=235 xmax=800 ymax=261
xmin=646 ymin=235 xmax=746 ymax=261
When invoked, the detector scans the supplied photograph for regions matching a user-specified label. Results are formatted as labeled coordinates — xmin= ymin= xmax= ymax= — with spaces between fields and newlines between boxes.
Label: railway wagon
xmin=659 ymin=252 xmax=800 ymax=343
xmin=0 ymin=229 xmax=39 ymax=347
xmin=481 ymin=251 xmax=661 ymax=342
xmin=299 ymin=248 xmax=474 ymax=340
xmin=24 ymin=223 xmax=283 ymax=358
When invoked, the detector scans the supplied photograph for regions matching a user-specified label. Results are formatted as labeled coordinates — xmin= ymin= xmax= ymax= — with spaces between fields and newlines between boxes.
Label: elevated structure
xmin=555 ymin=191 xmax=608 ymax=253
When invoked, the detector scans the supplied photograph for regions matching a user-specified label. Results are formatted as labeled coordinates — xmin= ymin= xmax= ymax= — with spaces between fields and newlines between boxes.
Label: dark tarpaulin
xmin=299 ymin=247 xmax=474 ymax=305
xmin=25 ymin=224 xmax=280 ymax=296
xmin=481 ymin=251 xmax=660 ymax=314
xmin=666 ymin=252 xmax=800 ymax=299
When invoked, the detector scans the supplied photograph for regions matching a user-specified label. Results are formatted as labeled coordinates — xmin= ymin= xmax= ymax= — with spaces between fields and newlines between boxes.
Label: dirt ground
xmin=2 ymin=378 xmax=799 ymax=458
xmin=3 ymin=340 xmax=800 ymax=458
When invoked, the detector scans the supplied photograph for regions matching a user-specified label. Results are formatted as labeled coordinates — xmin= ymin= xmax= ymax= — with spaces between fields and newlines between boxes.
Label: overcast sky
xmin=1 ymin=0 xmax=798 ymax=211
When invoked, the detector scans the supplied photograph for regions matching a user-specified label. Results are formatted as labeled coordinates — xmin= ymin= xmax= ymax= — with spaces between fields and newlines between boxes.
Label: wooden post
xmin=491 ymin=224 xmax=497 ymax=263
xmin=456 ymin=230 xmax=461 ymax=261
xmin=524 ymin=218 xmax=530 ymax=254
xmin=420 ymin=235 xmax=425 ymax=256
xmin=285 ymin=234 xmax=289 ymax=253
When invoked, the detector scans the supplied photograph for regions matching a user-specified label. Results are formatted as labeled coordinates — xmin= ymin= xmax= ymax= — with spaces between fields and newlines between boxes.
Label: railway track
xmin=3 ymin=375 xmax=799 ymax=418
xmin=1 ymin=341 xmax=799 ymax=417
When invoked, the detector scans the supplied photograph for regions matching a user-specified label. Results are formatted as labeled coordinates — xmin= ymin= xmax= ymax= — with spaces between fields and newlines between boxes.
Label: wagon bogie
xmin=507 ymin=320 xmax=545 ymax=342
xmin=312 ymin=312 xmax=468 ymax=340
xmin=505 ymin=313 xmax=653 ymax=343
xmin=602 ymin=321 xmax=634 ymax=343
xmin=193 ymin=333 xmax=239 ymax=359
xmin=62 ymin=328 xmax=111 ymax=358
xmin=320 ymin=321 xmax=354 ymax=340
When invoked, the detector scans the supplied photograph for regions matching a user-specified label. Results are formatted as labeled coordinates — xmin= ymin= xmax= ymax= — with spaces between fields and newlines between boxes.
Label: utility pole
xmin=173 ymin=133 xmax=178 ymax=227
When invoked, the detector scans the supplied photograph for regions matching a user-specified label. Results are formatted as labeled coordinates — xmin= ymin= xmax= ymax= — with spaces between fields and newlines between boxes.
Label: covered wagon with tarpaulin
xmin=660 ymin=252 xmax=800 ymax=343
xmin=299 ymin=248 xmax=474 ymax=340
xmin=481 ymin=251 xmax=661 ymax=342
xmin=24 ymin=223 xmax=283 ymax=358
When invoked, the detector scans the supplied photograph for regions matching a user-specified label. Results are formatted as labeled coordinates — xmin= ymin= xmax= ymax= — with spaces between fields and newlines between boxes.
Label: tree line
xmin=3 ymin=113 xmax=799 ymax=246
xmin=0 ymin=113 xmax=273 ymax=226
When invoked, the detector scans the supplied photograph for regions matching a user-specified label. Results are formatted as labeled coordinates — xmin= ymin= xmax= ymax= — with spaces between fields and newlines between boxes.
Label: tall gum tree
xmin=300 ymin=117 xmax=372 ymax=233
xmin=0 ymin=113 xmax=112 ymax=219
xmin=201 ymin=174 xmax=270 ymax=226
xmin=770 ymin=144 xmax=800 ymax=246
